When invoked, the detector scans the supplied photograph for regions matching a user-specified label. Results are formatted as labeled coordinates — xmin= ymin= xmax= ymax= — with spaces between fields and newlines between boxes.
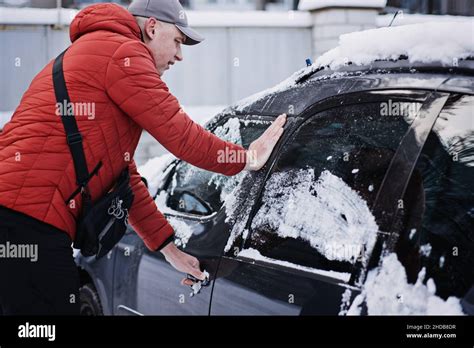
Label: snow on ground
xmin=238 ymin=248 xmax=351 ymax=282
xmin=251 ymin=169 xmax=378 ymax=263
xmin=233 ymin=21 xmax=474 ymax=112
xmin=348 ymin=253 xmax=465 ymax=315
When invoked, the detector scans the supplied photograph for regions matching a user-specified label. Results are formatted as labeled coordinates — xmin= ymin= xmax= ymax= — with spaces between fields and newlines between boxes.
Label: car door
xmin=382 ymin=94 xmax=474 ymax=314
xmin=210 ymin=91 xmax=430 ymax=315
xmin=112 ymin=115 xmax=272 ymax=315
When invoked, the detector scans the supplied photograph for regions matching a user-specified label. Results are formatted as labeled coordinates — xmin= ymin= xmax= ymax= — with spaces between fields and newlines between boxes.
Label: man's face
xmin=141 ymin=18 xmax=185 ymax=76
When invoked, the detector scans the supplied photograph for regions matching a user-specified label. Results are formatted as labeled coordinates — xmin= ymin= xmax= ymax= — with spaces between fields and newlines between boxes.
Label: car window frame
xmin=237 ymin=89 xmax=436 ymax=284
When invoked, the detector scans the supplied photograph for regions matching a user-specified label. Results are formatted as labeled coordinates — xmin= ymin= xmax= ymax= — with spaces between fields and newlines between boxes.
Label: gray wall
xmin=0 ymin=25 xmax=312 ymax=112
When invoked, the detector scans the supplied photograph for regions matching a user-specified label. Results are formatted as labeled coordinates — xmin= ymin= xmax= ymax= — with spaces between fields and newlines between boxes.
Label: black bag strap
xmin=52 ymin=49 xmax=102 ymax=204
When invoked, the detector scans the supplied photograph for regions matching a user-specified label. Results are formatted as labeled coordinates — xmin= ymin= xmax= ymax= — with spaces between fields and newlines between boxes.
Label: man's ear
xmin=145 ymin=17 xmax=158 ymax=40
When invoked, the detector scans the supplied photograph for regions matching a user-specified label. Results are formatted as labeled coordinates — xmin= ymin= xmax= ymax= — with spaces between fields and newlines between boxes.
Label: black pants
xmin=0 ymin=206 xmax=80 ymax=315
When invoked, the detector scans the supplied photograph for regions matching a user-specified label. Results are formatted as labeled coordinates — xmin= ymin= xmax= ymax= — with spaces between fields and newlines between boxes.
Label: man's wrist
xmin=244 ymin=149 xmax=257 ymax=171
xmin=157 ymin=235 xmax=175 ymax=254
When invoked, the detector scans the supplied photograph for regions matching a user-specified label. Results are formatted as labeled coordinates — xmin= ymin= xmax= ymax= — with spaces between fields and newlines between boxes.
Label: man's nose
xmin=175 ymin=46 xmax=183 ymax=62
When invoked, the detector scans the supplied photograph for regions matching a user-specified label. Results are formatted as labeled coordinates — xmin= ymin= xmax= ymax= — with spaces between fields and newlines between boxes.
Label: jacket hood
xmin=70 ymin=3 xmax=142 ymax=43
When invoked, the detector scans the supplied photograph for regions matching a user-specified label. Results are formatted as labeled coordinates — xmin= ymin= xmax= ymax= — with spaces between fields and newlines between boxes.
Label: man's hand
xmin=160 ymin=242 xmax=206 ymax=286
xmin=244 ymin=113 xmax=287 ymax=171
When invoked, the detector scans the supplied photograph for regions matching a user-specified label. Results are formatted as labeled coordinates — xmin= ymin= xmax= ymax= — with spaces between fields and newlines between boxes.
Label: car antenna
xmin=388 ymin=10 xmax=403 ymax=27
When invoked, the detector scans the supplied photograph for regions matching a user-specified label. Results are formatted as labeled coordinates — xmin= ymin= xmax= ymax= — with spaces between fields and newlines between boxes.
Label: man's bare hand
xmin=160 ymin=242 xmax=205 ymax=286
xmin=245 ymin=113 xmax=287 ymax=171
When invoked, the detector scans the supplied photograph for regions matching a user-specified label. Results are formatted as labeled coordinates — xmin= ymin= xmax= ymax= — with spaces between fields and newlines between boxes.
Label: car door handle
xmin=186 ymin=271 xmax=210 ymax=297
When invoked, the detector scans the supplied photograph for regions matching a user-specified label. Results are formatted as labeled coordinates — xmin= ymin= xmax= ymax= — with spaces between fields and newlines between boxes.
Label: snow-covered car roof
xmin=316 ymin=21 xmax=473 ymax=70
xmin=230 ymin=21 xmax=474 ymax=114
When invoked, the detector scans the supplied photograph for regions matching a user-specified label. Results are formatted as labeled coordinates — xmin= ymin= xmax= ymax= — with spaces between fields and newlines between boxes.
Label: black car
xmin=75 ymin=56 xmax=474 ymax=316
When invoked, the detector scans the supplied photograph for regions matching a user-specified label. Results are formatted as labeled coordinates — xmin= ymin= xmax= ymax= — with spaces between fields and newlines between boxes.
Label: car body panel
xmin=76 ymin=63 xmax=474 ymax=315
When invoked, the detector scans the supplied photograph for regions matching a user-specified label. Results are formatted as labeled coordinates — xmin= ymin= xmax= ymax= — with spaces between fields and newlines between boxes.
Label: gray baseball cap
xmin=128 ymin=0 xmax=204 ymax=46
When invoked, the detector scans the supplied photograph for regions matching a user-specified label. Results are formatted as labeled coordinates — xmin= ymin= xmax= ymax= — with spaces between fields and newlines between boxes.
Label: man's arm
xmin=128 ymin=160 xmax=205 ymax=280
xmin=127 ymin=160 xmax=174 ymax=251
xmin=106 ymin=40 xmax=246 ymax=176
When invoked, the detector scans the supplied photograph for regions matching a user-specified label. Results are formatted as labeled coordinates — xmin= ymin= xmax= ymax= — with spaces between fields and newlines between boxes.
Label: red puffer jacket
xmin=0 ymin=3 xmax=246 ymax=251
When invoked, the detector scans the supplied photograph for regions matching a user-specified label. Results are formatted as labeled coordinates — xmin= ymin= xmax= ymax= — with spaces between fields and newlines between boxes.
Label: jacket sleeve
xmin=105 ymin=40 xmax=247 ymax=176
xmin=127 ymin=160 xmax=174 ymax=252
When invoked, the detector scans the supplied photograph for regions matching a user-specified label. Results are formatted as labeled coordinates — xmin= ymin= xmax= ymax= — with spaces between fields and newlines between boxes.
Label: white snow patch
xmin=138 ymin=154 xmax=176 ymax=196
xmin=439 ymin=256 xmax=445 ymax=269
xmin=168 ymin=217 xmax=193 ymax=249
xmin=252 ymin=169 xmax=378 ymax=263
xmin=432 ymin=96 xmax=474 ymax=167
xmin=154 ymin=190 xmax=176 ymax=215
xmin=175 ymin=117 xmax=246 ymax=204
xmin=420 ymin=244 xmax=432 ymax=257
xmin=223 ymin=171 xmax=260 ymax=253
xmin=348 ymin=253 xmax=465 ymax=315
xmin=238 ymin=248 xmax=351 ymax=282
xmin=316 ymin=21 xmax=474 ymax=70
xmin=339 ymin=288 xmax=353 ymax=316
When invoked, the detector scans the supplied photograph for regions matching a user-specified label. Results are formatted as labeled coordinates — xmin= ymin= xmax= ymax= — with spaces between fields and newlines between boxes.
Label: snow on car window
xmin=168 ymin=217 xmax=193 ymax=248
xmin=432 ymin=95 xmax=474 ymax=167
xmin=251 ymin=169 xmax=378 ymax=263
xmin=154 ymin=118 xmax=268 ymax=218
xmin=238 ymin=248 xmax=351 ymax=282
xmin=347 ymin=253 xmax=464 ymax=315
xmin=207 ymin=118 xmax=246 ymax=202
xmin=138 ymin=154 xmax=176 ymax=195
xmin=174 ymin=117 xmax=247 ymax=205
xmin=223 ymin=171 xmax=263 ymax=253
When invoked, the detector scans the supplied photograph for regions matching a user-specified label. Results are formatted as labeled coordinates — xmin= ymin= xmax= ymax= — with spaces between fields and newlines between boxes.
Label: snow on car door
xmin=211 ymin=94 xmax=425 ymax=315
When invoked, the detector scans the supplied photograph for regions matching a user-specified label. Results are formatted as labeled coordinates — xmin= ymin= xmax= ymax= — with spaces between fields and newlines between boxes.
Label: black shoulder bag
xmin=53 ymin=49 xmax=134 ymax=260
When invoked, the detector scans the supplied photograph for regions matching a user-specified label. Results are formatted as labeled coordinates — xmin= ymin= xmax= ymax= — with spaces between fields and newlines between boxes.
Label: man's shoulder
xmin=70 ymin=31 xmax=145 ymax=59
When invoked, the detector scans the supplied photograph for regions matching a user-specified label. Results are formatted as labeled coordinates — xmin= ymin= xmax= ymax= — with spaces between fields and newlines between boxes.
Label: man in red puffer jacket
xmin=0 ymin=0 xmax=286 ymax=315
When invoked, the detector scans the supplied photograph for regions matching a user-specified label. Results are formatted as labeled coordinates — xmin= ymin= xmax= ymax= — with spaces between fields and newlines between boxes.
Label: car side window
xmin=247 ymin=99 xmax=422 ymax=277
xmin=397 ymin=95 xmax=474 ymax=299
xmin=163 ymin=117 xmax=270 ymax=216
